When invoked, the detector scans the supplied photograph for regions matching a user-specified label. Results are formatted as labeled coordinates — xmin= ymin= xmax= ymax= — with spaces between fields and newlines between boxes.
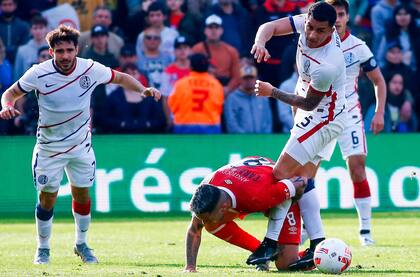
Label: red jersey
xmin=202 ymin=157 xmax=293 ymax=215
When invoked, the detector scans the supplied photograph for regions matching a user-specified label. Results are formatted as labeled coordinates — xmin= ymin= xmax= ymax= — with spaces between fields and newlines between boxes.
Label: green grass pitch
xmin=0 ymin=212 xmax=419 ymax=276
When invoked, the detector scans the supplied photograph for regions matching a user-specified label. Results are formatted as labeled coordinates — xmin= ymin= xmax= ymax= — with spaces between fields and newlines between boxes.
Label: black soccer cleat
xmin=288 ymin=248 xmax=315 ymax=271
xmin=246 ymin=238 xmax=279 ymax=265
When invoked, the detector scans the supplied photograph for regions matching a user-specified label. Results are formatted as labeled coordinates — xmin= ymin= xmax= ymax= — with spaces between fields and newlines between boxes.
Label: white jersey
xmin=341 ymin=32 xmax=376 ymax=110
xmin=19 ymin=57 xmax=113 ymax=152
xmin=290 ymin=14 xmax=346 ymax=122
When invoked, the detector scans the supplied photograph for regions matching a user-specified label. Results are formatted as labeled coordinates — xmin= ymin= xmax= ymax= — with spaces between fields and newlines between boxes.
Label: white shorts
xmin=319 ymin=104 xmax=367 ymax=161
xmin=32 ymin=143 xmax=96 ymax=193
xmin=283 ymin=110 xmax=346 ymax=165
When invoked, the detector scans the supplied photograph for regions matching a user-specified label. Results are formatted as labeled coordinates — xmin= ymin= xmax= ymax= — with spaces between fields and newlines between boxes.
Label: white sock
xmin=36 ymin=215 xmax=53 ymax=249
xmin=298 ymin=189 xmax=325 ymax=240
xmin=73 ymin=211 xmax=91 ymax=245
xmin=354 ymin=197 xmax=371 ymax=232
xmin=265 ymin=199 xmax=292 ymax=241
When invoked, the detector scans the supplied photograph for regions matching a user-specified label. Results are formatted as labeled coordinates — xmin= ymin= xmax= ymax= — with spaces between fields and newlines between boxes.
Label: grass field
xmin=0 ymin=212 xmax=419 ymax=276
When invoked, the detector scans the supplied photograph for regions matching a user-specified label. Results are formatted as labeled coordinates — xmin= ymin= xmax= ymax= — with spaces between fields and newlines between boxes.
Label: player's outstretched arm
xmin=184 ymin=216 xmax=204 ymax=272
xmin=112 ymin=70 xmax=161 ymax=101
xmin=251 ymin=17 xmax=294 ymax=63
xmin=255 ymin=80 xmax=324 ymax=111
xmin=366 ymin=68 xmax=386 ymax=134
xmin=0 ymin=83 xmax=25 ymax=120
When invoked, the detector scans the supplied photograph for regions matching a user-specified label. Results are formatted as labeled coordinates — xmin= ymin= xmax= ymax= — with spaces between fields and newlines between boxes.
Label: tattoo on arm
xmin=272 ymin=88 xmax=324 ymax=111
xmin=185 ymin=219 xmax=204 ymax=267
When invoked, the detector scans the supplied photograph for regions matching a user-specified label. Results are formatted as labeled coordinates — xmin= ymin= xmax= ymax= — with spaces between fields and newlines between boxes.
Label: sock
xmin=310 ymin=238 xmax=325 ymax=251
xmin=265 ymin=199 xmax=292 ymax=241
xmin=298 ymin=185 xmax=325 ymax=241
xmin=72 ymin=199 xmax=91 ymax=245
xmin=207 ymin=221 xmax=261 ymax=252
xmin=35 ymin=204 xmax=53 ymax=249
xmin=353 ymin=179 xmax=372 ymax=232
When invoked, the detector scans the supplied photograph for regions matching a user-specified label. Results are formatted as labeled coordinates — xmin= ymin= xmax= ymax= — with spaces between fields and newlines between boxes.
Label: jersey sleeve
xmin=309 ymin=65 xmax=336 ymax=93
xmin=18 ymin=65 xmax=38 ymax=93
xmin=289 ymin=14 xmax=306 ymax=34
xmin=92 ymin=61 xmax=114 ymax=84
xmin=358 ymin=44 xmax=377 ymax=72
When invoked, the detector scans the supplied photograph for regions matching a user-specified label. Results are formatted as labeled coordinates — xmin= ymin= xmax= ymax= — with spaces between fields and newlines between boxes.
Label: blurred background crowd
xmin=0 ymin=0 xmax=419 ymax=135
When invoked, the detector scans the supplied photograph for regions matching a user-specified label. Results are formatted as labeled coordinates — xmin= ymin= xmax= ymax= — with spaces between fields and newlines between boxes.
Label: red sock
xmin=353 ymin=179 xmax=371 ymax=198
xmin=72 ymin=199 xmax=91 ymax=215
xmin=206 ymin=221 xmax=261 ymax=252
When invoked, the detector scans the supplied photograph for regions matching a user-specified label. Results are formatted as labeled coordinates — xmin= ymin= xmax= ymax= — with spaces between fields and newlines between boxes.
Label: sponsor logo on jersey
xmin=45 ymin=83 xmax=56 ymax=88
xmin=288 ymin=226 xmax=297 ymax=233
xmin=79 ymin=76 xmax=91 ymax=89
xmin=38 ymin=175 xmax=49 ymax=185
xmin=224 ymin=179 xmax=232 ymax=185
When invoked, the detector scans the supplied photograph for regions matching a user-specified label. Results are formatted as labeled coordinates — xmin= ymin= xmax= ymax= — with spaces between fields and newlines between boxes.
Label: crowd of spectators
xmin=0 ymin=0 xmax=419 ymax=135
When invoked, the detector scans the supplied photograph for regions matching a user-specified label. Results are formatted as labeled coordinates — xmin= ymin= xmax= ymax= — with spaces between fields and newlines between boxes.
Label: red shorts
xmin=278 ymin=203 xmax=301 ymax=245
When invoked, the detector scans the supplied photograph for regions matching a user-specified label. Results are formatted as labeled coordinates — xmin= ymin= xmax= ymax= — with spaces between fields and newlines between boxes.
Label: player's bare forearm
xmin=367 ymin=68 xmax=386 ymax=114
xmin=185 ymin=218 xmax=204 ymax=272
xmin=1 ymin=83 xmax=25 ymax=107
xmin=112 ymin=71 xmax=146 ymax=94
xmin=271 ymin=88 xmax=323 ymax=111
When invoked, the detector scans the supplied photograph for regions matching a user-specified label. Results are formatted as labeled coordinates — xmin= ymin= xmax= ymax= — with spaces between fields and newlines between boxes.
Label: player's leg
xmin=32 ymin=148 xmax=66 ymax=264
xmin=275 ymin=244 xmax=300 ymax=270
xmin=66 ymin=147 xmax=98 ymax=263
xmin=347 ymin=155 xmax=374 ymax=246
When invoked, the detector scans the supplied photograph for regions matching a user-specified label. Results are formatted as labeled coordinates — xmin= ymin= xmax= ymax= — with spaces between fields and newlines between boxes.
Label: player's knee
xmin=275 ymin=253 xmax=297 ymax=271
xmin=39 ymin=191 xmax=57 ymax=210
xmin=348 ymin=157 xmax=366 ymax=182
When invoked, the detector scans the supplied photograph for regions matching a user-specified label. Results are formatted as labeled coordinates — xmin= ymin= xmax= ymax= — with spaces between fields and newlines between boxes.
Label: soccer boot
xmin=246 ymin=238 xmax=278 ymax=265
xmin=74 ymin=243 xmax=98 ymax=264
xmin=34 ymin=248 xmax=50 ymax=264
xmin=255 ymin=261 xmax=270 ymax=271
xmin=288 ymin=248 xmax=315 ymax=271
xmin=360 ymin=233 xmax=375 ymax=246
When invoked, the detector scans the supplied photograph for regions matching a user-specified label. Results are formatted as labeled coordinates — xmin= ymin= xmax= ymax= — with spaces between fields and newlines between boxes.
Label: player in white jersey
xmin=0 ymin=25 xmax=161 ymax=265
xmin=319 ymin=0 xmax=386 ymax=246
xmin=246 ymin=2 xmax=347 ymax=269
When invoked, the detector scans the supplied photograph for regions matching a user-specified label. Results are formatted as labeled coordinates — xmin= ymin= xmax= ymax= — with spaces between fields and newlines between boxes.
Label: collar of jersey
xmin=52 ymin=58 xmax=77 ymax=76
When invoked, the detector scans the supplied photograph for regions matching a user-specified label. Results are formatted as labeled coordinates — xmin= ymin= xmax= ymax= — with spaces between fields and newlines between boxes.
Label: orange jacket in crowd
xmin=168 ymin=71 xmax=224 ymax=126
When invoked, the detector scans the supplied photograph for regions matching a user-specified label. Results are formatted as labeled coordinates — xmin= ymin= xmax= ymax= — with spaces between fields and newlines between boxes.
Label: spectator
xmin=186 ymin=0 xmax=212 ymax=19
xmin=124 ymin=0 xmax=157 ymax=44
xmin=0 ymin=0 xmax=30 ymax=64
xmin=136 ymin=2 xmax=179 ymax=59
xmin=377 ymin=4 xmax=419 ymax=70
xmin=224 ymin=65 xmax=272 ymax=133
xmin=78 ymin=6 xmax=124 ymax=59
xmin=0 ymin=37 xmax=11 ymax=134
xmin=166 ymin=0 xmax=202 ymax=45
xmin=137 ymin=28 xmax=172 ymax=90
xmin=168 ymin=53 xmax=224 ymax=134
xmin=14 ymin=15 xmax=48 ymax=80
xmin=207 ymin=0 xmax=252 ymax=57
xmin=192 ymin=14 xmax=241 ymax=94
xmin=365 ymin=72 xmax=417 ymax=132
xmin=348 ymin=0 xmax=369 ymax=27
xmin=83 ymin=25 xmax=119 ymax=69
xmin=102 ymin=63 xmax=167 ymax=134
xmin=116 ymin=44 xmax=149 ymax=86
xmin=14 ymin=0 xmax=57 ymax=21
xmin=371 ymin=0 xmax=399 ymax=55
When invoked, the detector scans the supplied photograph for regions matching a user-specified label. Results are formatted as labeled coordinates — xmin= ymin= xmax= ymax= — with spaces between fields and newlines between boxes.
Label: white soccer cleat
xmin=359 ymin=233 xmax=375 ymax=246
xmin=34 ymin=248 xmax=50 ymax=264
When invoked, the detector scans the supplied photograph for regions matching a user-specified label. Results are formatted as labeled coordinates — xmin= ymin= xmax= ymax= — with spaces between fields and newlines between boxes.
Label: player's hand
xmin=255 ymin=80 xmax=274 ymax=97
xmin=290 ymin=176 xmax=307 ymax=201
xmin=370 ymin=111 xmax=384 ymax=135
xmin=143 ymin=87 xmax=161 ymax=101
xmin=0 ymin=105 xmax=21 ymax=120
xmin=183 ymin=265 xmax=197 ymax=273
xmin=250 ymin=42 xmax=271 ymax=63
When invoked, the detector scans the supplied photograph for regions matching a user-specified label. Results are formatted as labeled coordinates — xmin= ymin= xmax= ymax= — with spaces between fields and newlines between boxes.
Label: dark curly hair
xmin=45 ymin=24 xmax=80 ymax=49
xmin=190 ymin=185 xmax=221 ymax=214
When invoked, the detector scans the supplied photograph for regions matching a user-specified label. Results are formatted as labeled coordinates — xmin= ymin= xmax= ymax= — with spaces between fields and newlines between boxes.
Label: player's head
xmin=189 ymin=53 xmax=209 ymax=73
xmin=305 ymin=2 xmax=337 ymax=48
xmin=190 ymin=185 xmax=225 ymax=223
xmin=324 ymin=0 xmax=349 ymax=36
xmin=46 ymin=25 xmax=80 ymax=73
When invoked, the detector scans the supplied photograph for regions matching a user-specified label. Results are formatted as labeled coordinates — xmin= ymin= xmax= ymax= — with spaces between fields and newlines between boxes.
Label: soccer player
xmin=0 ymin=25 xmax=161 ymax=265
xmin=249 ymin=2 xmax=347 ymax=267
xmin=320 ymin=0 xmax=386 ymax=246
xmin=184 ymin=156 xmax=307 ymax=272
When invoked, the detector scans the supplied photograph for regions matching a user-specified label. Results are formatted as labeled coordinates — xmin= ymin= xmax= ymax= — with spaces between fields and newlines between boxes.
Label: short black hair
xmin=147 ymin=2 xmax=167 ymax=15
xmin=31 ymin=15 xmax=48 ymax=27
xmin=308 ymin=2 xmax=337 ymax=27
xmin=37 ymin=45 xmax=49 ymax=56
xmin=324 ymin=0 xmax=349 ymax=14
xmin=189 ymin=53 xmax=209 ymax=73
xmin=190 ymin=185 xmax=221 ymax=214
xmin=46 ymin=24 xmax=80 ymax=48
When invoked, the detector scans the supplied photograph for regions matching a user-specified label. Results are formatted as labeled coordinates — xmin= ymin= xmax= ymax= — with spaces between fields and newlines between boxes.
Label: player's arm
xmin=251 ymin=17 xmax=294 ymax=63
xmin=365 ymin=67 xmax=386 ymax=134
xmin=111 ymin=70 xmax=161 ymax=101
xmin=255 ymin=80 xmax=324 ymax=111
xmin=0 ymin=82 xmax=26 ymax=120
xmin=184 ymin=215 xmax=204 ymax=272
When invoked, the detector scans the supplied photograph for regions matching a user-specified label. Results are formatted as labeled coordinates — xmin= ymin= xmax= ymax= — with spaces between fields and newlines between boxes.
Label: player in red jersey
xmin=184 ymin=157 xmax=307 ymax=272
